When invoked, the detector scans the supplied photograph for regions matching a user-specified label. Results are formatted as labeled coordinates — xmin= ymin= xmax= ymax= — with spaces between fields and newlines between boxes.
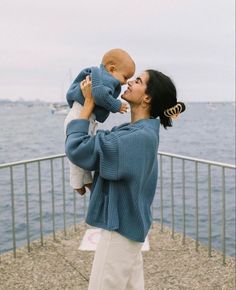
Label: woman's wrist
xmin=79 ymin=76 xmax=95 ymax=119
xmin=79 ymin=99 xmax=95 ymax=119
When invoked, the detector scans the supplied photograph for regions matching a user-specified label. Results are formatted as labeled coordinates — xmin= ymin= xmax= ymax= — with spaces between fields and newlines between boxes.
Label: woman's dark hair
xmin=145 ymin=69 xmax=184 ymax=129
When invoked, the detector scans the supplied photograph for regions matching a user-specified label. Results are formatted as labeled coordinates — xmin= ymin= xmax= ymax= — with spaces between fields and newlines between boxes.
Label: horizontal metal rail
xmin=0 ymin=154 xmax=66 ymax=169
xmin=159 ymin=151 xmax=236 ymax=169
xmin=1 ymin=152 xmax=235 ymax=169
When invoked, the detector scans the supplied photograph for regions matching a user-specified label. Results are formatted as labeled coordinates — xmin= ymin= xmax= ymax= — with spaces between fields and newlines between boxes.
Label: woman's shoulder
xmin=110 ymin=119 xmax=160 ymax=142
xmin=96 ymin=119 xmax=160 ymax=142
xmin=113 ymin=118 xmax=159 ymax=130
xmin=117 ymin=119 xmax=160 ymax=136
xmin=133 ymin=118 xmax=160 ymax=130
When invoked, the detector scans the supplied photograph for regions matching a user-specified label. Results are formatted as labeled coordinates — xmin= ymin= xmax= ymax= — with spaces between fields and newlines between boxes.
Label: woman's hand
xmin=80 ymin=76 xmax=93 ymax=102
xmin=79 ymin=75 xmax=95 ymax=119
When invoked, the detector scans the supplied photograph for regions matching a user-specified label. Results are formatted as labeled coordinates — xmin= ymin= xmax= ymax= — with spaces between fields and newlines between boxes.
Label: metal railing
xmin=0 ymin=152 xmax=235 ymax=264
xmin=0 ymin=154 xmax=81 ymax=258
xmin=157 ymin=152 xmax=235 ymax=264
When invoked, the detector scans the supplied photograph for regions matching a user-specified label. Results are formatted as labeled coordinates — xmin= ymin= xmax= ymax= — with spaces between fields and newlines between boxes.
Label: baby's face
xmin=111 ymin=63 xmax=135 ymax=85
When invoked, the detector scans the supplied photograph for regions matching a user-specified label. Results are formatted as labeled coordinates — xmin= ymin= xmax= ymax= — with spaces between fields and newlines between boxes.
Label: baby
xmin=64 ymin=48 xmax=135 ymax=195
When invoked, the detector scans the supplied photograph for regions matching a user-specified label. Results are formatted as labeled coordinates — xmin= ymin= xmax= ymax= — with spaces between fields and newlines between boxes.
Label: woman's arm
xmin=65 ymin=76 xmax=119 ymax=178
xmin=66 ymin=123 xmax=120 ymax=178
xmin=66 ymin=75 xmax=134 ymax=181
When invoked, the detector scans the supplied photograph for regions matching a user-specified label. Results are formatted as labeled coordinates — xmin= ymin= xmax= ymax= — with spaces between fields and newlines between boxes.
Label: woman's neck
xmin=130 ymin=106 xmax=150 ymax=123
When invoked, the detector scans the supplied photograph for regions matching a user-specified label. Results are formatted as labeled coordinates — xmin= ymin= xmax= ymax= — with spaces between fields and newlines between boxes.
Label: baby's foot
xmin=85 ymin=183 xmax=93 ymax=191
xmin=75 ymin=186 xmax=86 ymax=196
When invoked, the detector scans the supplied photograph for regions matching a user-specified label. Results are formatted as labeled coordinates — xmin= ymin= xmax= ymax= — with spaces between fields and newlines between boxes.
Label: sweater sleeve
xmin=65 ymin=119 xmax=121 ymax=181
xmin=66 ymin=68 xmax=91 ymax=107
xmin=91 ymin=67 xmax=122 ymax=113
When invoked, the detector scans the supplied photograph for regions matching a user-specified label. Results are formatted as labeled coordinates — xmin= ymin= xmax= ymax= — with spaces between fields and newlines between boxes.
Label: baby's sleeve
xmin=66 ymin=68 xmax=91 ymax=107
xmin=91 ymin=67 xmax=122 ymax=113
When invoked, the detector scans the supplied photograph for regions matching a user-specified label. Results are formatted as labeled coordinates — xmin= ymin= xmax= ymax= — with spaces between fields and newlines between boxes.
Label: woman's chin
xmin=121 ymin=94 xmax=126 ymax=101
xmin=121 ymin=92 xmax=129 ymax=102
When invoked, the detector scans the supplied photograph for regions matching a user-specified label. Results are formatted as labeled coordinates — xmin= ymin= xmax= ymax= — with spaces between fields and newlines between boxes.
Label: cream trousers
xmin=88 ymin=230 xmax=145 ymax=290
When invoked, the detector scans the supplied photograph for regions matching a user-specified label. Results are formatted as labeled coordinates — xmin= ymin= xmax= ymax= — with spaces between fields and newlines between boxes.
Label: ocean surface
xmin=0 ymin=101 xmax=235 ymax=256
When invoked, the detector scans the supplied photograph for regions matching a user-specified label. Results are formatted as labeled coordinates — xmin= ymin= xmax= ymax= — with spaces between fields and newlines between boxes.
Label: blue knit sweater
xmin=66 ymin=64 xmax=122 ymax=123
xmin=65 ymin=118 xmax=160 ymax=242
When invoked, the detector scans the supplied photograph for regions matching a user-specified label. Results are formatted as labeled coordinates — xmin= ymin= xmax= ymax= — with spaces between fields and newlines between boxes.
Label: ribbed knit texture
xmin=66 ymin=64 xmax=122 ymax=123
xmin=65 ymin=118 xmax=160 ymax=242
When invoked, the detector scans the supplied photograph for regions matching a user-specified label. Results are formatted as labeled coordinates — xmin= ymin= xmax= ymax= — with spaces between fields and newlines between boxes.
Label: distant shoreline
xmin=0 ymin=99 xmax=235 ymax=104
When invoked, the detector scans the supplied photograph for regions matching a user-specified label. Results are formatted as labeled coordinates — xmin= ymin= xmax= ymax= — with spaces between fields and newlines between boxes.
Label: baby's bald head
xmin=102 ymin=48 xmax=135 ymax=85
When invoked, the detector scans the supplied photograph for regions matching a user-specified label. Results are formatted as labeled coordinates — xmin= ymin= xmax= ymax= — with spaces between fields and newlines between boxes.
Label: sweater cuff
xmin=111 ymin=98 xmax=122 ymax=113
xmin=66 ymin=119 xmax=90 ymax=136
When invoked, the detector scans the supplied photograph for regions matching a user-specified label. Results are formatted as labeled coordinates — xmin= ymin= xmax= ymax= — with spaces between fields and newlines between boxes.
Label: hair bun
xmin=163 ymin=102 xmax=186 ymax=119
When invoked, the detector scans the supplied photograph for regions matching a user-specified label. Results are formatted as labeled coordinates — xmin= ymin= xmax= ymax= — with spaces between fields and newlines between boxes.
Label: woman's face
xmin=121 ymin=71 xmax=149 ymax=105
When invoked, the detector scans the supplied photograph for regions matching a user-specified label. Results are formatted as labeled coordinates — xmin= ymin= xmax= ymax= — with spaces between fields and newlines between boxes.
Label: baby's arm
xmin=119 ymin=103 xmax=129 ymax=114
xmin=93 ymin=86 xmax=122 ymax=113
xmin=91 ymin=67 xmax=122 ymax=113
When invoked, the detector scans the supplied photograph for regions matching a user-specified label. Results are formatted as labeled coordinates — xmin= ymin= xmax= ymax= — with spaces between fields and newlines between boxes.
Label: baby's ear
xmin=107 ymin=64 xmax=116 ymax=73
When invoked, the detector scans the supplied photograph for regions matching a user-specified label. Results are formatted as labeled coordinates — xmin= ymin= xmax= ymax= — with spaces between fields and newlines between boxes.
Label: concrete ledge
xmin=0 ymin=223 xmax=235 ymax=290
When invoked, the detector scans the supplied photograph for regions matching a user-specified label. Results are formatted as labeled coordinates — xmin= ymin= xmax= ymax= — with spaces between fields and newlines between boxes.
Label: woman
xmin=65 ymin=69 xmax=185 ymax=290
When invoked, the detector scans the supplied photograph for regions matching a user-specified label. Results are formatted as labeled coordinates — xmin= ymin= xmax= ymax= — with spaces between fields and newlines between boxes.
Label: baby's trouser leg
xmin=69 ymin=161 xmax=86 ymax=189
xmin=83 ymin=171 xmax=93 ymax=186
xmin=83 ymin=114 xmax=98 ymax=187
xmin=64 ymin=101 xmax=82 ymax=134
xmin=64 ymin=102 xmax=86 ymax=189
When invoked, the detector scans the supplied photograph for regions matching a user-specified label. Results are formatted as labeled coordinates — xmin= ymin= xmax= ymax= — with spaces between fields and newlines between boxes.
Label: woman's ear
xmin=141 ymin=94 xmax=151 ymax=109
xmin=143 ymin=95 xmax=151 ymax=104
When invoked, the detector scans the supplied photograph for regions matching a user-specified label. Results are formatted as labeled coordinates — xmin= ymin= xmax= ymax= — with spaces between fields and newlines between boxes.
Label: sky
xmin=0 ymin=0 xmax=235 ymax=102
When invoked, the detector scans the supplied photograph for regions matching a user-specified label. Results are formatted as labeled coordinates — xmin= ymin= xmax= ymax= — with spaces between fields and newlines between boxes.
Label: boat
xmin=49 ymin=103 xmax=69 ymax=115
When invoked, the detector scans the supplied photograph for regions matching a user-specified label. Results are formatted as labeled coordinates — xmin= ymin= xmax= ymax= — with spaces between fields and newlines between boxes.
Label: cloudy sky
xmin=0 ymin=0 xmax=235 ymax=102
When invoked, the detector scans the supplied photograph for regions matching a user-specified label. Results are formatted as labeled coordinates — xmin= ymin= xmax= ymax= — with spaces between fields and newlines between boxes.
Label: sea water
xmin=0 ymin=101 xmax=235 ymax=256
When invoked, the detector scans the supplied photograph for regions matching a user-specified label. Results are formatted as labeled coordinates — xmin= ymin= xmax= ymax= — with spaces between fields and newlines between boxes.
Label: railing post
xmin=62 ymin=158 xmax=67 ymax=236
xmin=10 ymin=166 xmax=16 ymax=258
xmin=151 ymin=202 xmax=154 ymax=229
xmin=50 ymin=160 xmax=56 ymax=240
xmin=160 ymin=154 xmax=163 ymax=232
xmin=208 ymin=164 xmax=212 ymax=257
xmin=73 ymin=189 xmax=77 ymax=231
xmin=171 ymin=157 xmax=174 ymax=239
xmin=182 ymin=159 xmax=186 ymax=244
xmin=83 ymin=195 xmax=87 ymax=218
xmin=38 ymin=161 xmax=43 ymax=246
xmin=195 ymin=161 xmax=199 ymax=252
xmin=222 ymin=167 xmax=226 ymax=265
xmin=24 ymin=163 xmax=30 ymax=252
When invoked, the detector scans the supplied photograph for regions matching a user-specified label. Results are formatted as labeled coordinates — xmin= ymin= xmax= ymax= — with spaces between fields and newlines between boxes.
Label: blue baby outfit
xmin=66 ymin=64 xmax=122 ymax=123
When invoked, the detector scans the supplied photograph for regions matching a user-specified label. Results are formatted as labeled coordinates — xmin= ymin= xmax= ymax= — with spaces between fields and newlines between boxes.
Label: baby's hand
xmin=119 ymin=103 xmax=129 ymax=114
